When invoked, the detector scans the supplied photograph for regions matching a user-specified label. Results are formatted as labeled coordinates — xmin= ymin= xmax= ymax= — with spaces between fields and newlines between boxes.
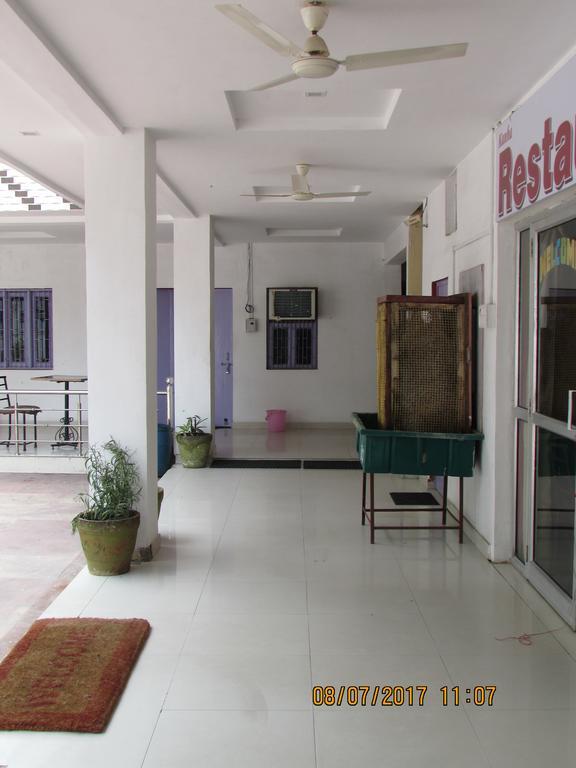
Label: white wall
xmin=0 ymin=243 xmax=174 ymax=428
xmin=215 ymin=242 xmax=400 ymax=424
xmin=157 ymin=243 xmax=173 ymax=288
xmin=1 ymin=240 xmax=398 ymax=427
xmin=382 ymin=223 xmax=408 ymax=264
xmin=418 ymin=134 xmax=501 ymax=553
xmin=0 ymin=244 xmax=87 ymax=422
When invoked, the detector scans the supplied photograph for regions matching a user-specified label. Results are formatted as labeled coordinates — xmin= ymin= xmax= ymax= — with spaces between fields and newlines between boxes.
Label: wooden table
xmin=32 ymin=375 xmax=87 ymax=448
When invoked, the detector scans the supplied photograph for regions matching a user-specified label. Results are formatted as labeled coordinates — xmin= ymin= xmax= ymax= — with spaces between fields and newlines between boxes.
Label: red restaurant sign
xmin=495 ymin=54 xmax=576 ymax=220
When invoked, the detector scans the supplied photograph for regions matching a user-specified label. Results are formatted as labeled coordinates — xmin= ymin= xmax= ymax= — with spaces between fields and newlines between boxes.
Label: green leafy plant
xmin=176 ymin=416 xmax=208 ymax=436
xmin=72 ymin=438 xmax=141 ymax=532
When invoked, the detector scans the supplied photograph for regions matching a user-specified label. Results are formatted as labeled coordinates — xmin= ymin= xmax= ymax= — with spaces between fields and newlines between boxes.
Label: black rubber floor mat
xmin=210 ymin=459 xmax=301 ymax=468
xmin=302 ymin=460 xmax=362 ymax=470
xmin=389 ymin=492 xmax=440 ymax=506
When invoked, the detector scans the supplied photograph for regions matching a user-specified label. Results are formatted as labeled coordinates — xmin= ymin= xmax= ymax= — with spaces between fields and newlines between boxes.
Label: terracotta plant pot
xmin=76 ymin=512 xmax=140 ymax=576
xmin=176 ymin=433 xmax=212 ymax=468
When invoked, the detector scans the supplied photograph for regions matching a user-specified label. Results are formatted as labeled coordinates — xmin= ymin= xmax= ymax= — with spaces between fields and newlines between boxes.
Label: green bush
xmin=72 ymin=439 xmax=141 ymax=532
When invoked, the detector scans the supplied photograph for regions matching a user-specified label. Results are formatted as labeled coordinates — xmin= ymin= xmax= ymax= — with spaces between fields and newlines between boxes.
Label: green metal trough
xmin=353 ymin=413 xmax=483 ymax=477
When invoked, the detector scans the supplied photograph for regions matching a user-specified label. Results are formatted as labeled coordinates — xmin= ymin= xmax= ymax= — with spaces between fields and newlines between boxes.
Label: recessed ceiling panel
xmin=0 ymin=230 xmax=54 ymax=239
xmin=266 ymin=228 xmax=343 ymax=238
xmin=226 ymin=88 xmax=401 ymax=131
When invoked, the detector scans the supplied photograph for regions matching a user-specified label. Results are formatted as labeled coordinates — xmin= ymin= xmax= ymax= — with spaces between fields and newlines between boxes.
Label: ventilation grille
xmin=268 ymin=288 xmax=317 ymax=320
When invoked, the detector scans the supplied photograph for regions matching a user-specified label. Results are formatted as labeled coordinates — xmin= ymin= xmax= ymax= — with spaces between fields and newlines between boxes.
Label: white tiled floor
xmin=1 ymin=464 xmax=576 ymax=768
xmin=213 ymin=425 xmax=358 ymax=459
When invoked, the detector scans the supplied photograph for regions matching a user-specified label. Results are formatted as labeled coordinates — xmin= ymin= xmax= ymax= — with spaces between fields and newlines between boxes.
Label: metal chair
xmin=0 ymin=375 xmax=42 ymax=451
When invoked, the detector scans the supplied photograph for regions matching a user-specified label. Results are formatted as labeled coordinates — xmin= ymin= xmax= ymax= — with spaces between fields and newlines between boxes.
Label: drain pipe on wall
xmin=245 ymin=242 xmax=258 ymax=332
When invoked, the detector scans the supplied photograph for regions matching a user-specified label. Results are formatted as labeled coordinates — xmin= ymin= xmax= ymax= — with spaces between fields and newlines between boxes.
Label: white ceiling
xmin=0 ymin=0 xmax=575 ymax=244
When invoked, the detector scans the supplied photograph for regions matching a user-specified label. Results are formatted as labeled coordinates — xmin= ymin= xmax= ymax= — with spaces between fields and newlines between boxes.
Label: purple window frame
xmin=0 ymin=288 xmax=53 ymax=369
xmin=266 ymin=319 xmax=318 ymax=370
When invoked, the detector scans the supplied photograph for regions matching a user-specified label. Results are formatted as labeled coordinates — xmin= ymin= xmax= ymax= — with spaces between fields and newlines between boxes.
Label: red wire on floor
xmin=495 ymin=628 xmax=564 ymax=646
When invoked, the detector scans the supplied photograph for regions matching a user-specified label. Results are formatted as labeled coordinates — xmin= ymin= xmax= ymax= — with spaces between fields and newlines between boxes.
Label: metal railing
xmin=1 ymin=378 xmax=174 ymax=457
xmin=158 ymin=377 xmax=175 ymax=429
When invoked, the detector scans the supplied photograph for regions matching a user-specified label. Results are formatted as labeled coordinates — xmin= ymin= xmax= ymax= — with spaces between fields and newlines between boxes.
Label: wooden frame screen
xmin=377 ymin=294 xmax=473 ymax=432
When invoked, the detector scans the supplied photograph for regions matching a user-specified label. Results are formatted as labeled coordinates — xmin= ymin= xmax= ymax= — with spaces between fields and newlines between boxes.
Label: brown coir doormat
xmin=0 ymin=617 xmax=150 ymax=732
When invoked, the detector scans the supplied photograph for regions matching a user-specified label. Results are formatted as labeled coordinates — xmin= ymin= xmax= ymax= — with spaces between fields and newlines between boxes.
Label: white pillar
xmin=84 ymin=128 xmax=158 ymax=557
xmin=173 ymin=217 xmax=214 ymax=432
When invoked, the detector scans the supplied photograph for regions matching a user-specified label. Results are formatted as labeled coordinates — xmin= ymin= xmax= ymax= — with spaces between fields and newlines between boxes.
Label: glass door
xmin=514 ymin=213 xmax=576 ymax=627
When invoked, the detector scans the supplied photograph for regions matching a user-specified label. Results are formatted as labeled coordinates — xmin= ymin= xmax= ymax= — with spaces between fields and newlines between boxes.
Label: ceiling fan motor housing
xmin=302 ymin=33 xmax=329 ymax=57
xmin=295 ymin=3 xmax=337 ymax=78
xmin=300 ymin=2 xmax=329 ymax=33
xmin=292 ymin=56 xmax=339 ymax=78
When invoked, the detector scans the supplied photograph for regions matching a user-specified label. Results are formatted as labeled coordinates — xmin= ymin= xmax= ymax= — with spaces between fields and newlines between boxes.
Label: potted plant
xmin=176 ymin=416 xmax=212 ymax=468
xmin=72 ymin=438 xmax=141 ymax=576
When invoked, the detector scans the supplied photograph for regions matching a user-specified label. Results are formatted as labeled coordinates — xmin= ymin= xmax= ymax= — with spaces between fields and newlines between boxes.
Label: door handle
xmin=568 ymin=390 xmax=576 ymax=430
xmin=221 ymin=362 xmax=232 ymax=374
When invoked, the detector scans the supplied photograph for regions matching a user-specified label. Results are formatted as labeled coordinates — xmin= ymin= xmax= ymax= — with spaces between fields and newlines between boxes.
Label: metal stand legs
xmin=360 ymin=472 xmax=465 ymax=544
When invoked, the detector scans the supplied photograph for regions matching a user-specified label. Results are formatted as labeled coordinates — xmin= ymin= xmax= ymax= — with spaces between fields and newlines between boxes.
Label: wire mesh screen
xmin=377 ymin=296 xmax=471 ymax=432
xmin=376 ymin=302 xmax=388 ymax=428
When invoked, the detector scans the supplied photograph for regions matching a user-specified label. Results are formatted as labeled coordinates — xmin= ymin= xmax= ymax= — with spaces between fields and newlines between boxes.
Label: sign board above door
xmin=495 ymin=53 xmax=576 ymax=221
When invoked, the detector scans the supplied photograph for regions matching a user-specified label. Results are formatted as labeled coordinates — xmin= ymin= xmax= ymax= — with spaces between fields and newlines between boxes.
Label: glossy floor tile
xmin=1 ymin=464 xmax=576 ymax=768
xmin=213 ymin=425 xmax=357 ymax=460
xmin=314 ymin=708 xmax=491 ymax=768
xmin=142 ymin=711 xmax=316 ymax=768
xmin=165 ymin=652 xmax=312 ymax=711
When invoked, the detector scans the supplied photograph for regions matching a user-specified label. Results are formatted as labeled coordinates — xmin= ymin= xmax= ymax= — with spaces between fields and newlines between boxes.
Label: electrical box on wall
xmin=245 ymin=317 xmax=258 ymax=333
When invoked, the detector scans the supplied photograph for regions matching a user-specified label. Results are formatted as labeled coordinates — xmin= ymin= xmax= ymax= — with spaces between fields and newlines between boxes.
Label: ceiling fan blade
xmin=251 ymin=73 xmax=300 ymax=91
xmin=216 ymin=4 xmax=302 ymax=58
xmin=240 ymin=194 xmax=292 ymax=197
xmin=313 ymin=191 xmax=372 ymax=198
xmin=344 ymin=43 xmax=468 ymax=71
xmin=291 ymin=174 xmax=310 ymax=194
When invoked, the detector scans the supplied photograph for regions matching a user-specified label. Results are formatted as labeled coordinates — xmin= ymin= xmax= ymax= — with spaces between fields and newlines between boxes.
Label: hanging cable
xmin=245 ymin=242 xmax=255 ymax=314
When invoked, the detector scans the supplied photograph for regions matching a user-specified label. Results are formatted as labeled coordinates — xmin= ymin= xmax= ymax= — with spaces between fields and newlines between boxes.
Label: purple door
xmin=214 ymin=288 xmax=233 ymax=427
xmin=432 ymin=277 xmax=449 ymax=297
xmin=157 ymin=288 xmax=174 ymax=424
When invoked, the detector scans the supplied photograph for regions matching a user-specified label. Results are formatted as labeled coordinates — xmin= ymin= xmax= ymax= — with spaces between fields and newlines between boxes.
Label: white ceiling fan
xmin=241 ymin=164 xmax=371 ymax=201
xmin=216 ymin=1 xmax=468 ymax=91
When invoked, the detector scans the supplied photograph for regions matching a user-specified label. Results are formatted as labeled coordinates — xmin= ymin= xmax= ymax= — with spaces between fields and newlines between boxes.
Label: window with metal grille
xmin=0 ymin=289 xmax=52 ymax=369
xmin=267 ymin=319 xmax=317 ymax=370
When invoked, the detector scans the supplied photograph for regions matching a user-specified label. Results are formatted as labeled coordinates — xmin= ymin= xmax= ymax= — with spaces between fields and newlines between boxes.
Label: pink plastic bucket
xmin=266 ymin=409 xmax=287 ymax=433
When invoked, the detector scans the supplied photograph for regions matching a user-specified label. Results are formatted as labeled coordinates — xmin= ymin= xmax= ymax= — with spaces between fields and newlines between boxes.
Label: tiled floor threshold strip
xmin=210 ymin=459 xmax=362 ymax=469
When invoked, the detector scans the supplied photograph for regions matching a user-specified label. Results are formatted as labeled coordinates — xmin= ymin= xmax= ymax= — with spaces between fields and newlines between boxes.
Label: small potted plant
xmin=176 ymin=416 xmax=212 ymax=468
xmin=72 ymin=438 xmax=141 ymax=576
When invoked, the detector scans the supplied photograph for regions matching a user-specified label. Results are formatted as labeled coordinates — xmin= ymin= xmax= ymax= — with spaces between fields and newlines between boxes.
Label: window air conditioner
xmin=267 ymin=288 xmax=318 ymax=321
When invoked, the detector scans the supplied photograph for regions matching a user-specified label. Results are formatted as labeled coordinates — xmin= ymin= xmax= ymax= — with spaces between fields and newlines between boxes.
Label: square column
xmin=84 ymin=129 xmax=158 ymax=556
xmin=173 ymin=217 xmax=215 ymax=432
